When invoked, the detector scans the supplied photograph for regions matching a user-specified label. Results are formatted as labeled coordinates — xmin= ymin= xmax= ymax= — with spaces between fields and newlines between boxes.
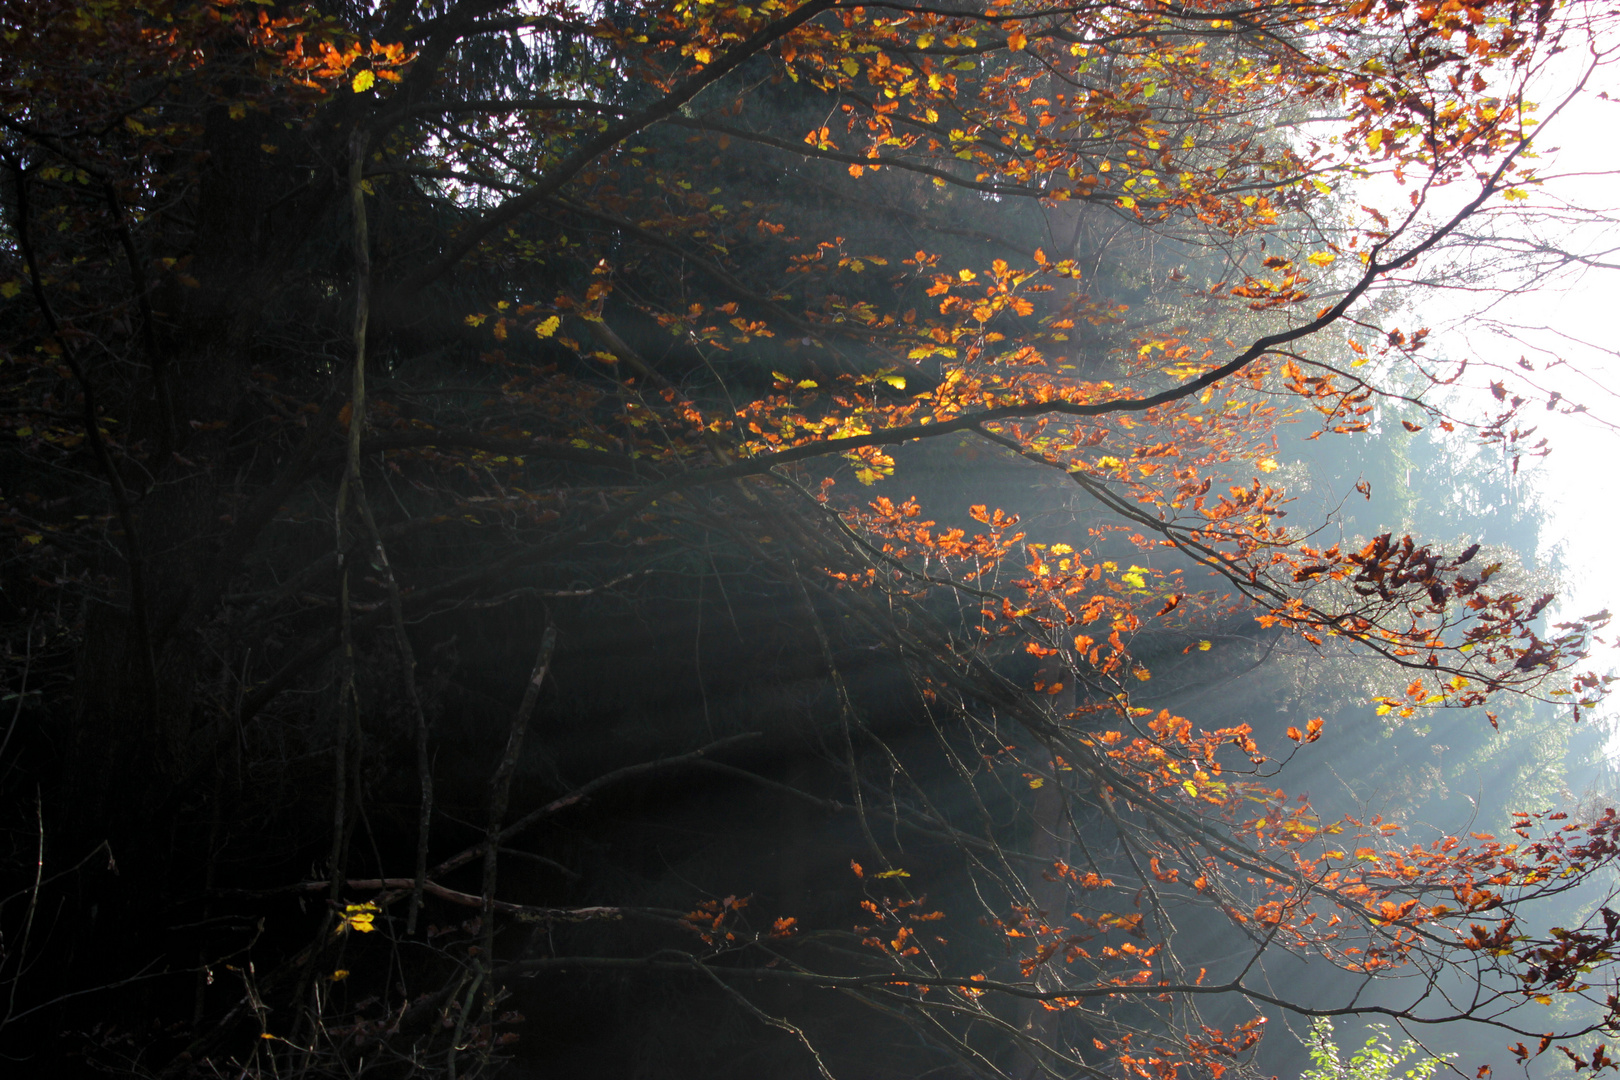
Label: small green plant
xmin=1301 ymin=1019 xmax=1453 ymax=1080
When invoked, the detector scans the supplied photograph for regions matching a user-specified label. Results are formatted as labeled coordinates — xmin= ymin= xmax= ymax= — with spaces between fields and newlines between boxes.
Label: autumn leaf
xmin=339 ymin=902 xmax=378 ymax=933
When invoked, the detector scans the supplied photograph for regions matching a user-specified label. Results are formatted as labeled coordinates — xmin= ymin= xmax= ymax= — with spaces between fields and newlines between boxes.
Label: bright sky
xmin=1405 ymin=40 xmax=1620 ymax=723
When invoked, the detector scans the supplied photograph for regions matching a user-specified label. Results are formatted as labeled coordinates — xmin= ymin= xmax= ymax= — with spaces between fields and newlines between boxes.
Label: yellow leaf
xmin=1366 ymin=129 xmax=1384 ymax=152
xmin=0 ymin=280 xmax=19 ymax=298
xmin=842 ymin=57 xmax=860 ymax=77
xmin=341 ymin=902 xmax=379 ymax=934
xmin=1182 ymin=780 xmax=1197 ymax=797
xmin=23 ymin=534 xmax=42 ymax=545
xmin=878 ymin=374 xmax=906 ymax=389
xmin=1534 ymin=994 xmax=1552 ymax=1005
xmin=1028 ymin=778 xmax=1044 ymax=789
xmin=1306 ymin=251 xmax=1335 ymax=267
xmin=916 ymin=33 xmax=934 ymax=48
xmin=534 ymin=315 xmax=561 ymax=338
xmin=1256 ymin=458 xmax=1279 ymax=473
xmin=352 ymin=69 xmax=376 ymax=93
xmin=796 ymin=379 xmax=818 ymax=388
xmin=1197 ymin=641 xmax=1211 ymax=651
xmin=874 ymin=868 xmax=910 ymax=878
xmin=1502 ymin=188 xmax=1529 ymax=201
xmin=330 ymin=969 xmax=351 ymax=982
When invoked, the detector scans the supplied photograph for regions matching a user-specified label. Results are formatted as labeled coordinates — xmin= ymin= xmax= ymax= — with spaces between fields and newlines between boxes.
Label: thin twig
xmin=482 ymin=624 xmax=557 ymax=962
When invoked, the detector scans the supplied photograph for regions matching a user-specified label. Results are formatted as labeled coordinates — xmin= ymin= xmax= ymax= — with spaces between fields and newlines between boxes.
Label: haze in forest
xmin=0 ymin=1 xmax=1618 ymax=1078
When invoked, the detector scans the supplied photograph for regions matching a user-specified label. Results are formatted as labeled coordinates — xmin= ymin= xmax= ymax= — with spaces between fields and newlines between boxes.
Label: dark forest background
xmin=1 ymin=0 xmax=1616 ymax=1077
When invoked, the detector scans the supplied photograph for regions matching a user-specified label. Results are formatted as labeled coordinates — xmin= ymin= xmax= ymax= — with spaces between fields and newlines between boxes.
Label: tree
xmin=1300 ymin=1019 xmax=1453 ymax=1080
xmin=1 ymin=0 xmax=1617 ymax=1075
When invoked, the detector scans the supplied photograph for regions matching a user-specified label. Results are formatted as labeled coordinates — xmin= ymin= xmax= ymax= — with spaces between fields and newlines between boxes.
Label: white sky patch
xmin=1378 ymin=43 xmax=1620 ymax=725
